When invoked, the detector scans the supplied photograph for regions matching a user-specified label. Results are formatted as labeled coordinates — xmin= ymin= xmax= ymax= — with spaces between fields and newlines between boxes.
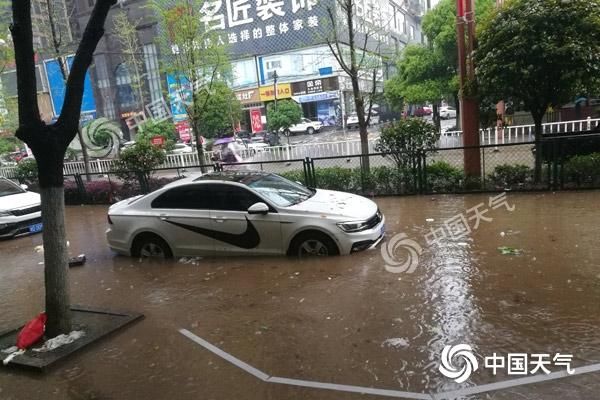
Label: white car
xmin=169 ymin=143 xmax=194 ymax=154
xmin=0 ymin=178 xmax=42 ymax=239
xmin=440 ymin=106 xmax=457 ymax=119
xmin=346 ymin=111 xmax=379 ymax=129
xmin=106 ymin=171 xmax=385 ymax=258
xmin=282 ymin=118 xmax=322 ymax=136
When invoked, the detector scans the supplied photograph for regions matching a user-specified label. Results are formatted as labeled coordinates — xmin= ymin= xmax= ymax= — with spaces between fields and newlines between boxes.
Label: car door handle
xmin=212 ymin=216 xmax=227 ymax=223
xmin=159 ymin=214 xmax=169 ymax=221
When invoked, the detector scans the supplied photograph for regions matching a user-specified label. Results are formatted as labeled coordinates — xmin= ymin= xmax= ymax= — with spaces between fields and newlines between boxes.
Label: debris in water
xmin=381 ymin=338 xmax=410 ymax=349
xmin=32 ymin=331 xmax=85 ymax=353
xmin=425 ymin=218 xmax=435 ymax=222
xmin=500 ymin=232 xmax=506 ymax=237
xmin=68 ymin=254 xmax=86 ymax=267
xmin=498 ymin=246 xmax=522 ymax=255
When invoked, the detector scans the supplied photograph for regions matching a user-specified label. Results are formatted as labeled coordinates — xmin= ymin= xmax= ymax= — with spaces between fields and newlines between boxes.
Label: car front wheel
xmin=283 ymin=129 xmax=291 ymax=136
xmin=307 ymin=127 xmax=315 ymax=135
xmin=288 ymin=231 xmax=339 ymax=257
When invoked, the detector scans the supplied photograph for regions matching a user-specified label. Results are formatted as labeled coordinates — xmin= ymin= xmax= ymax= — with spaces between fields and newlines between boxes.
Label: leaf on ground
xmin=497 ymin=246 xmax=523 ymax=255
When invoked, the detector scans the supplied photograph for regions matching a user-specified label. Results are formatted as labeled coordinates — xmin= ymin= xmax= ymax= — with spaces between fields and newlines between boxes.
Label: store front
xmin=235 ymin=87 xmax=263 ymax=132
xmin=291 ymin=77 xmax=340 ymax=127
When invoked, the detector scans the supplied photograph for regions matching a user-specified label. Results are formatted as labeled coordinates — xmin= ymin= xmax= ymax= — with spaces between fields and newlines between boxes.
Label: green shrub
xmin=279 ymin=170 xmax=306 ymax=185
xmin=313 ymin=166 xmax=356 ymax=192
xmin=115 ymin=141 xmax=166 ymax=186
xmin=489 ymin=164 xmax=533 ymax=187
xmin=564 ymin=153 xmax=600 ymax=184
xmin=14 ymin=159 xmax=38 ymax=185
xmin=425 ymin=161 xmax=464 ymax=192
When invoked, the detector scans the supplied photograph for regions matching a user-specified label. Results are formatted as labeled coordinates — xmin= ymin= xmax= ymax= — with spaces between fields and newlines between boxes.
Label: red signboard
xmin=175 ymin=121 xmax=192 ymax=142
xmin=250 ymin=109 xmax=263 ymax=133
xmin=151 ymin=135 xmax=165 ymax=147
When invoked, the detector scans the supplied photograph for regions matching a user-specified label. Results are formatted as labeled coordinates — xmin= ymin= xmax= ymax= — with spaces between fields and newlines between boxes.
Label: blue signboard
xmin=166 ymin=74 xmax=192 ymax=122
xmin=44 ymin=56 xmax=96 ymax=118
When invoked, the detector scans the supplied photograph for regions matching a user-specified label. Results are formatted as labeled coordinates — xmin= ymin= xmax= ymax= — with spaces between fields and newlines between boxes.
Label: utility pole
xmin=457 ymin=0 xmax=481 ymax=177
xmin=273 ymin=70 xmax=278 ymax=110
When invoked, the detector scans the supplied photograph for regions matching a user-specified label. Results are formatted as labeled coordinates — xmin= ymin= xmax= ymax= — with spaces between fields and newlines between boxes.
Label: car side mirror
xmin=248 ymin=202 xmax=269 ymax=215
xmin=20 ymin=184 xmax=28 ymax=190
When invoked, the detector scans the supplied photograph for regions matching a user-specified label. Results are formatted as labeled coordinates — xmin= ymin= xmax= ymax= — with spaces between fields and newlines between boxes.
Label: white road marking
xmin=180 ymin=328 xmax=600 ymax=399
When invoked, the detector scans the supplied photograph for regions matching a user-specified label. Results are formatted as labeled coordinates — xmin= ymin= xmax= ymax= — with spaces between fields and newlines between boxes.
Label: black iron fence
xmin=9 ymin=133 xmax=600 ymax=205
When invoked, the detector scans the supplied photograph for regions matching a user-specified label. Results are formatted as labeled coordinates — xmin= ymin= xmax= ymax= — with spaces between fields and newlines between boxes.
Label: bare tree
xmin=10 ymin=0 xmax=116 ymax=337
xmin=112 ymin=10 xmax=146 ymax=111
xmin=325 ymin=0 xmax=387 ymax=173
xmin=41 ymin=0 xmax=93 ymax=180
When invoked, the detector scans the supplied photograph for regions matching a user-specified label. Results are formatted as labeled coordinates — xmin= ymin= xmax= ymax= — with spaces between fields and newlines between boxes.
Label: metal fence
xmin=2 ymin=117 xmax=598 ymax=179
xmin=7 ymin=132 xmax=600 ymax=204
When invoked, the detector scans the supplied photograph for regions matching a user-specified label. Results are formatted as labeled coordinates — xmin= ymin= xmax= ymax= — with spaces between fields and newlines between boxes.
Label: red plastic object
xmin=16 ymin=313 xmax=46 ymax=350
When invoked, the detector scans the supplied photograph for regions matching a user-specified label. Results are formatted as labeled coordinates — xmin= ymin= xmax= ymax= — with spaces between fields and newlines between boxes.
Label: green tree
xmin=386 ymin=0 xmax=494 ymax=128
xmin=136 ymin=119 xmax=178 ymax=149
xmin=476 ymin=0 xmax=600 ymax=181
xmin=150 ymin=0 xmax=231 ymax=166
xmin=194 ymin=82 xmax=241 ymax=138
xmin=375 ymin=118 xmax=439 ymax=171
xmin=266 ymin=100 xmax=302 ymax=133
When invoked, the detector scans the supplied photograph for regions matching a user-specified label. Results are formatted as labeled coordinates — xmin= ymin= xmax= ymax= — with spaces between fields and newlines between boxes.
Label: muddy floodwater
xmin=1 ymin=191 xmax=600 ymax=400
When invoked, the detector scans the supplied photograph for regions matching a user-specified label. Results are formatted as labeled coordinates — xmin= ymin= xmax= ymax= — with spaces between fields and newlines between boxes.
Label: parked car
xmin=106 ymin=171 xmax=385 ymax=258
xmin=346 ymin=111 xmax=380 ymax=129
xmin=0 ymin=178 xmax=42 ymax=239
xmin=282 ymin=118 xmax=322 ymax=136
xmin=169 ymin=143 xmax=194 ymax=154
xmin=440 ymin=106 xmax=457 ymax=119
xmin=414 ymin=106 xmax=433 ymax=117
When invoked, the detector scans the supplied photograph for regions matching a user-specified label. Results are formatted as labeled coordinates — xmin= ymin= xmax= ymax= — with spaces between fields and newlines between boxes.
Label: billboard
xmin=178 ymin=0 xmax=333 ymax=57
xmin=44 ymin=56 xmax=96 ymax=118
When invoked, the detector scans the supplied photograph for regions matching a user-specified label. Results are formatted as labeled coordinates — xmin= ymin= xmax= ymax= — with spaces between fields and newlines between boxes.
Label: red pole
xmin=457 ymin=0 xmax=481 ymax=177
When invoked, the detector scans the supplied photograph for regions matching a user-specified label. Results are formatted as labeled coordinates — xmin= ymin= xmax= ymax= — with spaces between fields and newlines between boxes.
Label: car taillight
xmin=107 ymin=215 xmax=113 ymax=225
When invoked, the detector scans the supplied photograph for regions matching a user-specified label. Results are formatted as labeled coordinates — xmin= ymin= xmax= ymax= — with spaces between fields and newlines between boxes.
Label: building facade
xmin=65 ymin=0 xmax=435 ymax=138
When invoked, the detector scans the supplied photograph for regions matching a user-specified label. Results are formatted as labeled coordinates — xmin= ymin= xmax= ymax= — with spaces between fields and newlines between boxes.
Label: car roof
xmin=194 ymin=170 xmax=270 ymax=184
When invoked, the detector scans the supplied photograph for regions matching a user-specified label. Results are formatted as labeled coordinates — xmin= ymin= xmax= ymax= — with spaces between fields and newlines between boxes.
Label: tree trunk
xmin=533 ymin=113 xmax=544 ymax=183
xmin=433 ymin=102 xmax=441 ymax=132
xmin=77 ymin=128 xmax=92 ymax=182
xmin=454 ymin=93 xmax=461 ymax=130
xmin=192 ymin=120 xmax=207 ymax=172
xmin=40 ymin=185 xmax=71 ymax=337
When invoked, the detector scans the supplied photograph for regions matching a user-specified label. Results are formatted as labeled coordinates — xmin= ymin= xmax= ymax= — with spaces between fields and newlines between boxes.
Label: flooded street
xmin=1 ymin=191 xmax=600 ymax=399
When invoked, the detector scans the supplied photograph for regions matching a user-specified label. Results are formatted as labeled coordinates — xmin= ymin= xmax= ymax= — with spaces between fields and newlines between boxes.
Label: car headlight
xmin=337 ymin=220 xmax=369 ymax=233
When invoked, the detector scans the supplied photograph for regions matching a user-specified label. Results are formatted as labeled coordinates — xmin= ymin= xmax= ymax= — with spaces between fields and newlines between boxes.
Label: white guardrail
xmin=1 ymin=117 xmax=598 ymax=178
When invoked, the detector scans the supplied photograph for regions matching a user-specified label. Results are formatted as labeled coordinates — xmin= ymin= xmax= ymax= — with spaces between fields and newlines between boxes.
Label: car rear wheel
xmin=307 ymin=127 xmax=315 ymax=135
xmin=131 ymin=233 xmax=173 ymax=259
xmin=288 ymin=231 xmax=339 ymax=258
xmin=283 ymin=129 xmax=291 ymax=136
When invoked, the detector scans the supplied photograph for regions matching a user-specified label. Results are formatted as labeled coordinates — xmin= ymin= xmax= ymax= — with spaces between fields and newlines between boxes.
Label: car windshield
xmin=0 ymin=179 xmax=24 ymax=197
xmin=246 ymin=174 xmax=315 ymax=207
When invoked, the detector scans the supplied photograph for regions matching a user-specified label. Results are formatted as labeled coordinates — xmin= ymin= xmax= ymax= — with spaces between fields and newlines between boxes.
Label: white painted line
xmin=267 ymin=376 xmax=432 ymax=399
xmin=179 ymin=329 xmax=600 ymax=400
xmin=435 ymin=363 xmax=600 ymax=399
xmin=179 ymin=329 xmax=270 ymax=381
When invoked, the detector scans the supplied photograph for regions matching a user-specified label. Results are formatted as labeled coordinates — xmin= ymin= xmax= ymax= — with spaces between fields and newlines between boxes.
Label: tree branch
xmin=57 ymin=0 xmax=117 ymax=136
xmin=326 ymin=6 xmax=352 ymax=75
xmin=10 ymin=0 xmax=41 ymax=132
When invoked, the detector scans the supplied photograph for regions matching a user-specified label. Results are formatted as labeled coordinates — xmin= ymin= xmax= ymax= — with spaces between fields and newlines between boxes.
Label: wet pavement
xmin=1 ymin=191 xmax=600 ymax=399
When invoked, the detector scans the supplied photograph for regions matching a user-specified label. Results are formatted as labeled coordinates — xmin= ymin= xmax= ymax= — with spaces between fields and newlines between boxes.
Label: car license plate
xmin=29 ymin=223 xmax=43 ymax=233
xmin=380 ymin=224 xmax=385 ymax=236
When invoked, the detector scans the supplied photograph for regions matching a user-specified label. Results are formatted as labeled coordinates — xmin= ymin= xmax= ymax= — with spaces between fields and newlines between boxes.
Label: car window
xmin=246 ymin=174 xmax=314 ymax=207
xmin=210 ymin=184 xmax=264 ymax=211
xmin=151 ymin=185 xmax=212 ymax=210
xmin=0 ymin=179 xmax=24 ymax=197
